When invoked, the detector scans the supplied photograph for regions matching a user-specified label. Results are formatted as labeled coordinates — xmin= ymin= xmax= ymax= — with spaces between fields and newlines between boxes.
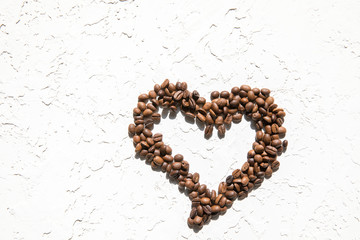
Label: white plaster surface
xmin=1 ymin=0 xmax=360 ymax=239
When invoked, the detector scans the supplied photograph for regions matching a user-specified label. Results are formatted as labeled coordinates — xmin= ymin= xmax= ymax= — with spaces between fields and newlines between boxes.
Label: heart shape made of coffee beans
xmin=128 ymin=79 xmax=288 ymax=229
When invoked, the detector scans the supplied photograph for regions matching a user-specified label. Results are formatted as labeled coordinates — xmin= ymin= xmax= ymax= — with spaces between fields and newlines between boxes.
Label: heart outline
xmin=129 ymin=79 xmax=287 ymax=229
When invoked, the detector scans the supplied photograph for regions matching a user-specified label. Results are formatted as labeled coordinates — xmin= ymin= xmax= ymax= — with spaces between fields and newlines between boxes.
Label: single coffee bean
xmin=138 ymin=93 xmax=149 ymax=102
xmin=241 ymin=176 xmax=249 ymax=186
xmin=265 ymin=166 xmax=273 ymax=178
xmin=193 ymin=173 xmax=200 ymax=183
xmin=224 ymin=114 xmax=232 ymax=125
xmin=232 ymin=169 xmax=241 ymax=178
xmin=172 ymin=162 xmax=181 ymax=170
xmin=265 ymin=145 xmax=277 ymax=155
xmin=254 ymin=144 xmax=264 ymax=154
xmin=197 ymin=205 xmax=204 ymax=217
xmin=218 ymin=182 xmax=227 ymax=194
xmin=173 ymin=90 xmax=184 ymax=101
xmin=201 ymin=197 xmax=210 ymax=205
xmin=219 ymin=196 xmax=227 ymax=207
xmin=193 ymin=215 xmax=202 ymax=225
xmin=226 ymin=175 xmax=234 ymax=185
xmin=211 ymin=91 xmax=220 ymax=99
xmin=278 ymin=126 xmax=286 ymax=134
xmin=215 ymin=116 xmax=224 ymax=125
xmin=271 ymin=160 xmax=280 ymax=171
xmin=233 ymin=113 xmax=242 ymax=122
xmin=196 ymin=113 xmax=206 ymax=122
xmin=225 ymin=190 xmax=237 ymax=200
xmin=161 ymin=79 xmax=169 ymax=89
xmin=218 ymin=124 xmax=226 ymax=136
xmin=135 ymin=124 xmax=144 ymax=134
xmin=240 ymin=85 xmax=251 ymax=92
xmin=174 ymin=154 xmax=183 ymax=162
xmin=205 ymin=124 xmax=213 ymax=138
xmin=283 ymin=140 xmax=288 ymax=148
xmin=190 ymin=207 xmax=197 ymax=219
xmin=128 ymin=124 xmax=135 ymax=135
xmin=245 ymin=102 xmax=254 ymax=112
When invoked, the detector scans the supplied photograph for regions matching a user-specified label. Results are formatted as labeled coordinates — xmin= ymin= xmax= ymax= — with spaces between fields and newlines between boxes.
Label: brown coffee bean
xmin=271 ymin=139 xmax=282 ymax=148
xmin=219 ymin=196 xmax=227 ymax=207
xmin=161 ymin=79 xmax=169 ymax=89
xmin=261 ymin=88 xmax=270 ymax=97
xmin=232 ymin=169 xmax=242 ymax=178
xmin=256 ymin=131 xmax=263 ymax=141
xmin=265 ymin=166 xmax=273 ymax=178
xmin=128 ymin=124 xmax=135 ymax=135
xmin=172 ymin=162 xmax=181 ymax=170
xmin=211 ymin=102 xmax=220 ymax=113
xmin=254 ymin=144 xmax=264 ymax=154
xmin=283 ymin=140 xmax=288 ymax=148
xmin=153 ymin=156 xmax=164 ymax=166
xmin=201 ymin=197 xmax=210 ymax=205
xmin=196 ymin=205 xmax=204 ymax=217
xmin=218 ymin=182 xmax=227 ymax=194
xmin=211 ymin=91 xmax=220 ymax=99
xmin=233 ymin=113 xmax=242 ymax=122
xmin=278 ymin=126 xmax=286 ymax=134
xmin=226 ymin=175 xmax=234 ymax=185
xmin=271 ymin=160 xmax=280 ymax=171
xmin=173 ymin=91 xmax=183 ymax=101
xmin=190 ymin=207 xmax=197 ymax=219
xmin=196 ymin=113 xmax=206 ymax=122
xmin=241 ymin=176 xmax=249 ymax=186
xmin=225 ymin=190 xmax=237 ymax=200
xmin=224 ymin=114 xmax=232 ymax=125
xmin=135 ymin=124 xmax=144 ymax=135
xmin=240 ymin=85 xmax=251 ymax=92
xmin=245 ymin=102 xmax=254 ymax=112
xmin=215 ymin=116 xmax=223 ymax=125
xmin=174 ymin=154 xmax=183 ymax=162
xmin=265 ymin=145 xmax=277 ymax=155
xmin=138 ymin=93 xmax=149 ymax=102
xmin=218 ymin=124 xmax=226 ymax=136
xmin=254 ymin=154 xmax=263 ymax=163
xmin=198 ymin=184 xmax=207 ymax=195
xmin=193 ymin=215 xmax=202 ymax=225
xmin=193 ymin=173 xmax=200 ymax=183
xmin=205 ymin=124 xmax=213 ymax=138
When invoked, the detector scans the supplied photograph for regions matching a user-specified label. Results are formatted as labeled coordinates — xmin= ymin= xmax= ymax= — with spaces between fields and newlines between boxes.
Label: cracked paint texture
xmin=1 ymin=0 xmax=360 ymax=239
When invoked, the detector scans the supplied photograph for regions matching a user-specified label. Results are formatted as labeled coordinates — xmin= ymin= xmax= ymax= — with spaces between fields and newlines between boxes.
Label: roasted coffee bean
xmin=219 ymin=196 xmax=227 ymax=207
xmin=241 ymin=176 xmax=249 ymax=186
xmin=211 ymin=91 xmax=220 ymax=99
xmin=232 ymin=169 xmax=242 ymax=178
xmin=225 ymin=190 xmax=237 ymax=200
xmin=138 ymin=93 xmax=149 ymax=102
xmin=196 ymin=113 xmax=206 ymax=122
xmin=193 ymin=173 xmax=200 ymax=183
xmin=226 ymin=175 xmax=234 ymax=185
xmin=172 ymin=162 xmax=181 ymax=170
xmin=174 ymin=154 xmax=183 ymax=162
xmin=240 ymin=85 xmax=251 ymax=92
xmin=245 ymin=102 xmax=254 ymax=112
xmin=265 ymin=145 xmax=277 ymax=155
xmin=233 ymin=113 xmax=242 ymax=122
xmin=278 ymin=126 xmax=286 ymax=134
xmin=254 ymin=144 xmax=264 ymax=154
xmin=215 ymin=116 xmax=223 ymax=125
xmin=283 ymin=140 xmax=288 ymax=148
xmin=265 ymin=166 xmax=273 ymax=178
xmin=218 ymin=124 xmax=226 ymax=136
xmin=201 ymin=197 xmax=210 ymax=205
xmin=271 ymin=160 xmax=280 ymax=171
xmin=128 ymin=124 xmax=135 ymax=135
xmin=205 ymin=124 xmax=213 ymax=138
xmin=173 ymin=91 xmax=184 ymax=101
xmin=224 ymin=114 xmax=232 ymax=125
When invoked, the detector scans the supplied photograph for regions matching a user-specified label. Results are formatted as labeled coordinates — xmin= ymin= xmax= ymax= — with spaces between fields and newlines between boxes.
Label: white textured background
xmin=1 ymin=0 xmax=360 ymax=239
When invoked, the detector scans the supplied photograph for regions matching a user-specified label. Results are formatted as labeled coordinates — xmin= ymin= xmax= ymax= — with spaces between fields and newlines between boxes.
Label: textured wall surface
xmin=1 ymin=0 xmax=360 ymax=239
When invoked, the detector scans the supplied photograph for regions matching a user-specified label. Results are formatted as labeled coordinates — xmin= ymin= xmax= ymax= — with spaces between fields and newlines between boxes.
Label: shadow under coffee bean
xmin=128 ymin=79 xmax=288 ymax=229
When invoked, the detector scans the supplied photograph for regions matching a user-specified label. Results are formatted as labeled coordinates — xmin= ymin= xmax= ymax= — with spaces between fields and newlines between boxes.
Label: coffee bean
xmin=265 ymin=145 xmax=277 ymax=155
xmin=218 ymin=124 xmax=226 ymax=136
xmin=271 ymin=160 xmax=280 ymax=171
xmin=211 ymin=91 xmax=220 ymax=99
xmin=128 ymin=124 xmax=135 ymax=135
xmin=254 ymin=144 xmax=264 ymax=154
xmin=278 ymin=126 xmax=286 ymax=134
xmin=174 ymin=154 xmax=183 ymax=162
xmin=205 ymin=124 xmax=213 ymax=138
xmin=232 ymin=169 xmax=242 ymax=178
xmin=245 ymin=102 xmax=254 ymax=112
xmin=225 ymin=190 xmax=237 ymax=200
xmin=219 ymin=196 xmax=227 ymax=207
xmin=198 ymin=184 xmax=207 ymax=194
xmin=204 ymin=205 xmax=212 ymax=215
xmin=241 ymin=176 xmax=249 ymax=186
xmin=226 ymin=175 xmax=233 ymax=185
xmin=265 ymin=166 xmax=273 ymax=178
xmin=240 ymin=85 xmax=251 ymax=92
xmin=138 ymin=93 xmax=149 ymax=102
xmin=283 ymin=140 xmax=288 ymax=148
xmin=173 ymin=91 xmax=183 ymax=101
xmin=201 ymin=197 xmax=210 ymax=205
xmin=196 ymin=113 xmax=206 ymax=122
xmin=224 ymin=114 xmax=232 ymax=125
xmin=194 ymin=215 xmax=202 ymax=225
xmin=233 ymin=113 xmax=242 ymax=122
xmin=193 ymin=173 xmax=200 ymax=183
xmin=215 ymin=116 xmax=223 ymax=125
